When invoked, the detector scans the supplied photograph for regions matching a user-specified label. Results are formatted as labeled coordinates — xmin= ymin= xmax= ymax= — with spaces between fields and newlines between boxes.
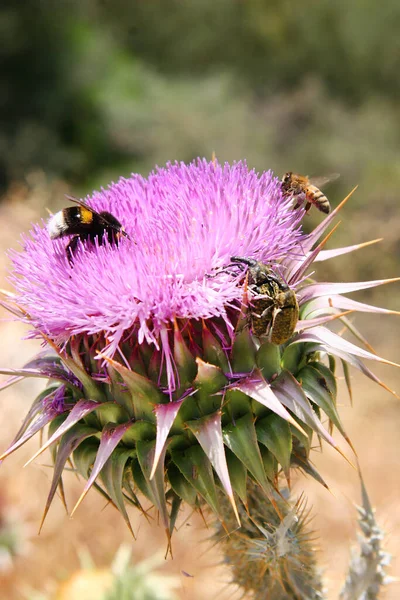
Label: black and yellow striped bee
xmin=231 ymin=256 xmax=299 ymax=345
xmin=47 ymin=196 xmax=129 ymax=262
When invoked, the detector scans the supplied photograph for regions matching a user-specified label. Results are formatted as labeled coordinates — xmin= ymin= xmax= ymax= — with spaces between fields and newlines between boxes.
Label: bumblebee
xmin=281 ymin=172 xmax=339 ymax=214
xmin=47 ymin=196 xmax=129 ymax=261
xmin=230 ymin=256 xmax=299 ymax=345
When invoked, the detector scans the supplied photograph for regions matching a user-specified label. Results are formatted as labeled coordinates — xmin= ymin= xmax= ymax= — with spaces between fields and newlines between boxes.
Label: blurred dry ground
xmin=0 ymin=178 xmax=399 ymax=600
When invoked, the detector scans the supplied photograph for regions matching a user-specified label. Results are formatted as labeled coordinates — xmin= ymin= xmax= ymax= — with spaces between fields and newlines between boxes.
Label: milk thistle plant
xmin=0 ymin=160 xmax=398 ymax=596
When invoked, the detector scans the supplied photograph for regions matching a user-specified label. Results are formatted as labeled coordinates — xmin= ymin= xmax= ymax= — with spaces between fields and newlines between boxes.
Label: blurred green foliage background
xmin=1 ymin=0 xmax=400 ymax=290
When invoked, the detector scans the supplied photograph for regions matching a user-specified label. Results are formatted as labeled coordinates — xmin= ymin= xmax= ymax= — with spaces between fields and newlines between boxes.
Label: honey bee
xmin=281 ymin=172 xmax=339 ymax=214
xmin=230 ymin=257 xmax=299 ymax=345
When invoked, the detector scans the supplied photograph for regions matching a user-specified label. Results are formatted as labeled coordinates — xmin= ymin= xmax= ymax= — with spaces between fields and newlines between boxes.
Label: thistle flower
xmin=215 ymin=482 xmax=324 ymax=600
xmin=0 ymin=159 xmax=398 ymax=552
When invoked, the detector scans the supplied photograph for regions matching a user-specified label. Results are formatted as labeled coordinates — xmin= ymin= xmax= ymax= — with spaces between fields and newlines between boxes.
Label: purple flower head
xmin=10 ymin=160 xmax=304 ymax=357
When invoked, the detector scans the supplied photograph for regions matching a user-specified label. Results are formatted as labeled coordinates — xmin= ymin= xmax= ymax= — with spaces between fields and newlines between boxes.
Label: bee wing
xmin=308 ymin=173 xmax=340 ymax=189
xmin=64 ymin=195 xmax=129 ymax=238
xmin=64 ymin=195 xmax=99 ymax=215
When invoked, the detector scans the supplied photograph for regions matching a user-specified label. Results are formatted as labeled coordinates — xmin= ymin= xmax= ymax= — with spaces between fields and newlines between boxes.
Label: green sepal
xmin=259 ymin=445 xmax=278 ymax=482
xmin=131 ymin=457 xmax=154 ymax=502
xmin=97 ymin=402 xmax=130 ymax=429
xmin=166 ymin=433 xmax=192 ymax=452
xmin=136 ymin=440 xmax=170 ymax=538
xmin=148 ymin=350 xmax=167 ymax=388
xmin=341 ymin=358 xmax=353 ymax=404
xmin=72 ymin=438 xmax=113 ymax=503
xmin=67 ymin=338 xmax=104 ymax=402
xmin=81 ymin=336 xmax=98 ymax=374
xmin=281 ymin=343 xmax=304 ymax=375
xmin=222 ymin=413 xmax=271 ymax=494
xmin=100 ymin=448 xmax=137 ymax=538
xmin=223 ymin=389 xmax=252 ymax=424
xmin=292 ymin=450 xmax=329 ymax=489
xmin=171 ymin=445 xmax=221 ymax=519
xmin=167 ymin=462 xmax=198 ymax=506
xmin=308 ymin=361 xmax=337 ymax=398
xmin=202 ymin=324 xmax=230 ymax=371
xmin=122 ymin=345 xmax=148 ymax=378
xmin=225 ymin=448 xmax=247 ymax=506
xmin=122 ymin=471 xmax=145 ymax=512
xmin=41 ymin=425 xmax=97 ymax=531
xmin=174 ymin=394 xmax=201 ymax=430
xmin=256 ymin=342 xmax=282 ymax=381
xmin=48 ymin=414 xmax=68 ymax=438
xmin=297 ymin=364 xmax=346 ymax=439
xmin=256 ymin=413 xmax=292 ymax=476
xmin=173 ymin=323 xmax=198 ymax=388
xmin=72 ymin=438 xmax=99 ymax=478
xmin=290 ymin=419 xmax=312 ymax=453
xmin=230 ymin=327 xmax=257 ymax=373
xmin=107 ymin=364 xmax=135 ymax=417
xmin=107 ymin=362 xmax=161 ymax=422
xmin=166 ymin=489 xmax=183 ymax=535
xmin=193 ymin=359 xmax=227 ymax=415
xmin=122 ymin=421 xmax=156 ymax=445
xmin=194 ymin=359 xmax=227 ymax=395
xmin=136 ymin=341 xmax=155 ymax=373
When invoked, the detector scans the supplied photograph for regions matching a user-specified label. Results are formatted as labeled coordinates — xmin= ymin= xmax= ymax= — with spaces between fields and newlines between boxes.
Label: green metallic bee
xmin=230 ymin=256 xmax=299 ymax=345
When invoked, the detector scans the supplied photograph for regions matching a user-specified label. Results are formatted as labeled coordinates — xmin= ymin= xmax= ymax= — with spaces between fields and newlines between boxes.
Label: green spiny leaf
xmin=256 ymin=342 xmax=282 ymax=381
xmin=101 ymin=448 xmax=137 ymax=537
xmin=225 ymin=448 xmax=248 ymax=506
xmin=281 ymin=343 xmax=304 ymax=374
xmin=259 ymin=445 xmax=277 ymax=482
xmin=171 ymin=445 xmax=222 ymax=519
xmin=167 ymin=462 xmax=198 ymax=507
xmin=222 ymin=413 xmax=271 ymax=495
xmin=41 ymin=425 xmax=97 ymax=532
xmin=298 ymin=364 xmax=350 ymax=445
xmin=256 ymin=413 xmax=292 ymax=476
xmin=231 ymin=327 xmax=257 ymax=373
xmin=202 ymin=323 xmax=230 ymax=371
xmin=173 ymin=321 xmax=198 ymax=387
xmin=136 ymin=440 xmax=170 ymax=537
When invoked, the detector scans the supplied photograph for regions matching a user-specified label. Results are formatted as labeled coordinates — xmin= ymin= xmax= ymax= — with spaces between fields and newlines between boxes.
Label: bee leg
xmin=65 ymin=236 xmax=80 ymax=264
xmin=293 ymin=191 xmax=308 ymax=211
